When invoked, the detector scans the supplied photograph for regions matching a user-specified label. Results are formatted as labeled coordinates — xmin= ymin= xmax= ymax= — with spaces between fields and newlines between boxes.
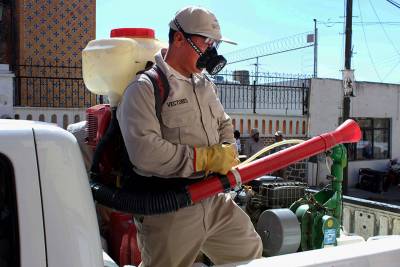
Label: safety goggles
xmin=174 ymin=19 xmax=221 ymax=53
xmin=190 ymin=35 xmax=221 ymax=49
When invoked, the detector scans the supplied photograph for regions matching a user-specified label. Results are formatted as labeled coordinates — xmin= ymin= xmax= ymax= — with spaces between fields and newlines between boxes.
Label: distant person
xmin=234 ymin=130 xmax=241 ymax=154
xmin=244 ymin=128 xmax=264 ymax=157
xmin=271 ymin=131 xmax=288 ymax=180
xmin=274 ymin=130 xmax=284 ymax=143
xmin=270 ymin=131 xmax=286 ymax=154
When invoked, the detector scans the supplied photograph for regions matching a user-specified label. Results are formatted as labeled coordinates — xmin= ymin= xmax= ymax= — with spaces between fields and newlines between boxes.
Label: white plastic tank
xmin=82 ymin=28 xmax=166 ymax=106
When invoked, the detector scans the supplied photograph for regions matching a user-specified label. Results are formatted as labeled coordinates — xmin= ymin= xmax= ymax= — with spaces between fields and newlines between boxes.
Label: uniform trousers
xmin=135 ymin=193 xmax=262 ymax=267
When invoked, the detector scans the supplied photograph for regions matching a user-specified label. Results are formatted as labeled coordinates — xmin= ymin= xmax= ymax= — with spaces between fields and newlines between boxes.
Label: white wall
xmin=0 ymin=64 xmax=15 ymax=118
xmin=308 ymin=79 xmax=343 ymax=135
xmin=14 ymin=107 xmax=86 ymax=129
xmin=308 ymin=78 xmax=400 ymax=186
xmin=228 ymin=112 xmax=307 ymax=138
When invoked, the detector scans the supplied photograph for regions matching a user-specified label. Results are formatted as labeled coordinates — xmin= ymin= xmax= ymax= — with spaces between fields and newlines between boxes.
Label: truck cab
xmin=0 ymin=119 xmax=104 ymax=267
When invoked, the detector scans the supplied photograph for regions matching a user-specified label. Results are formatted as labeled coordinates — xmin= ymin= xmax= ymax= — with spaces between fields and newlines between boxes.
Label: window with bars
xmin=348 ymin=118 xmax=391 ymax=161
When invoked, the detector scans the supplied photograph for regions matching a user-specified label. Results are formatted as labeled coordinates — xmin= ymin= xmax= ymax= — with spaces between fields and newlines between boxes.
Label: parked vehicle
xmin=2 ymin=119 xmax=400 ymax=267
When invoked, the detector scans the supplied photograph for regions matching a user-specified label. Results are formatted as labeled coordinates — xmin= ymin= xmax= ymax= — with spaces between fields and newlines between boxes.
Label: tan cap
xmin=250 ymin=128 xmax=259 ymax=136
xmin=169 ymin=6 xmax=237 ymax=45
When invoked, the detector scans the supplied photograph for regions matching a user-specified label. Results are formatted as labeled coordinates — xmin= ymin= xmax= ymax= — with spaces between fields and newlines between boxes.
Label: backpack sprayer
xmin=82 ymin=28 xmax=361 ymax=216
xmin=82 ymin=28 xmax=362 ymax=262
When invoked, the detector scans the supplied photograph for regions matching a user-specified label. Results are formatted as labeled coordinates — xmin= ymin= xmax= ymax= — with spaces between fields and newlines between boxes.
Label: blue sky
xmin=97 ymin=1 xmax=400 ymax=84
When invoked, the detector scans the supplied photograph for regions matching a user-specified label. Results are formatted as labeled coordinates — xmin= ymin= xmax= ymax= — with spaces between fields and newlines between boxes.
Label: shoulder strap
xmin=142 ymin=65 xmax=170 ymax=125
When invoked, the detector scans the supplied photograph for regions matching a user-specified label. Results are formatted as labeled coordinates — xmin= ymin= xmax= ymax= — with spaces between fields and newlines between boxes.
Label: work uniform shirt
xmin=117 ymin=50 xmax=234 ymax=178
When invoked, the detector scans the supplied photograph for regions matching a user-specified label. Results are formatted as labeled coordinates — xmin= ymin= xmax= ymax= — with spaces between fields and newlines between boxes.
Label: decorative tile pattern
xmin=17 ymin=0 xmax=96 ymax=107
xmin=19 ymin=0 xmax=95 ymax=65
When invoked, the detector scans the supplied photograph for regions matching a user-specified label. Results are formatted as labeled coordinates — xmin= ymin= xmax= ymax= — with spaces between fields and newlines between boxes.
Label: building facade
xmin=15 ymin=0 xmax=95 ymax=66
xmin=0 ymin=0 xmax=96 ymax=111
xmin=307 ymin=78 xmax=399 ymax=187
xmin=0 ymin=0 xmax=13 ymax=64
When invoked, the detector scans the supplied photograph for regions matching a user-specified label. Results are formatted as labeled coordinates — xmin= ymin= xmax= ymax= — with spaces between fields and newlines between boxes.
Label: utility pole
xmin=313 ymin=19 xmax=318 ymax=78
xmin=252 ymin=57 xmax=259 ymax=114
xmin=253 ymin=57 xmax=259 ymax=114
xmin=344 ymin=0 xmax=353 ymax=72
xmin=342 ymin=0 xmax=353 ymax=195
xmin=255 ymin=57 xmax=259 ymax=84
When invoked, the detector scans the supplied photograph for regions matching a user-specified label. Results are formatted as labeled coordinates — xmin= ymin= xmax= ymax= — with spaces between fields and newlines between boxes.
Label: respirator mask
xmin=174 ymin=19 xmax=227 ymax=75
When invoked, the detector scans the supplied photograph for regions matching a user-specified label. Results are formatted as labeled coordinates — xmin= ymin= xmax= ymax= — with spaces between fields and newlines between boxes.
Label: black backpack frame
xmin=90 ymin=64 xmax=194 ymax=215
xmin=90 ymin=64 xmax=170 ymax=181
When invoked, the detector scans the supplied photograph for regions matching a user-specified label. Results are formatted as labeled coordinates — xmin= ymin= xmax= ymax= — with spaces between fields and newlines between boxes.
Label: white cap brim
xmin=193 ymin=31 xmax=237 ymax=45
xmin=220 ymin=37 xmax=237 ymax=45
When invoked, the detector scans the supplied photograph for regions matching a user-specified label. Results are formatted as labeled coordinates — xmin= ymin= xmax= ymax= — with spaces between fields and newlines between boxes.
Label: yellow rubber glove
xmin=194 ymin=143 xmax=240 ymax=175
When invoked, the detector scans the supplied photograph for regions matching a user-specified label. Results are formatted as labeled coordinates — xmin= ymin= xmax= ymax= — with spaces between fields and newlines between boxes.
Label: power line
xmin=319 ymin=20 xmax=400 ymax=26
xmin=369 ymin=0 xmax=400 ymax=81
xmin=353 ymin=21 xmax=400 ymax=25
xmin=368 ymin=0 xmax=400 ymax=56
xmin=385 ymin=0 xmax=400 ymax=9
xmin=383 ymin=60 xmax=400 ymax=80
xmin=374 ymin=54 xmax=400 ymax=67
xmin=357 ymin=0 xmax=383 ymax=81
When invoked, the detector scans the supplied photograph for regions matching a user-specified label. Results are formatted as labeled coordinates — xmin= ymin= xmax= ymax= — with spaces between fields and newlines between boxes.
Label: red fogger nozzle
xmin=187 ymin=119 xmax=361 ymax=203
xmin=332 ymin=119 xmax=362 ymax=143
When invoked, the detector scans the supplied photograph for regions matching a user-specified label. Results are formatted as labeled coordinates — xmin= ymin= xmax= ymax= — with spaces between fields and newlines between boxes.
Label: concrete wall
xmin=308 ymin=79 xmax=342 ymax=135
xmin=229 ymin=113 xmax=307 ymax=138
xmin=0 ymin=64 xmax=14 ymax=118
xmin=308 ymin=78 xmax=400 ymax=186
xmin=14 ymin=107 xmax=86 ymax=129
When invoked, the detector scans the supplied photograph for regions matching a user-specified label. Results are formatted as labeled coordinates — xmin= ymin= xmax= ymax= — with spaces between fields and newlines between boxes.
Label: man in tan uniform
xmin=117 ymin=6 xmax=262 ymax=267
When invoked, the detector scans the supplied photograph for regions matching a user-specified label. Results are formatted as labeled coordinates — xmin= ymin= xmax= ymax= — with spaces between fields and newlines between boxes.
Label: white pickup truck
xmin=0 ymin=119 xmax=119 ymax=267
xmin=1 ymin=119 xmax=400 ymax=267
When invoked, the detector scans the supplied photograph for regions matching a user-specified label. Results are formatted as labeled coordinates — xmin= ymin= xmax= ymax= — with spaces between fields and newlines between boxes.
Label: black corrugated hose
xmin=90 ymin=181 xmax=192 ymax=215
xmin=89 ymin=107 xmax=192 ymax=215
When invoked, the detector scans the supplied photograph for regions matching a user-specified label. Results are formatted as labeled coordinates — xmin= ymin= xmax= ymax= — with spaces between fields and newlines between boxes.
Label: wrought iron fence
xmin=211 ymin=70 xmax=311 ymax=114
xmin=13 ymin=60 xmax=99 ymax=108
xmin=13 ymin=62 xmax=310 ymax=113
